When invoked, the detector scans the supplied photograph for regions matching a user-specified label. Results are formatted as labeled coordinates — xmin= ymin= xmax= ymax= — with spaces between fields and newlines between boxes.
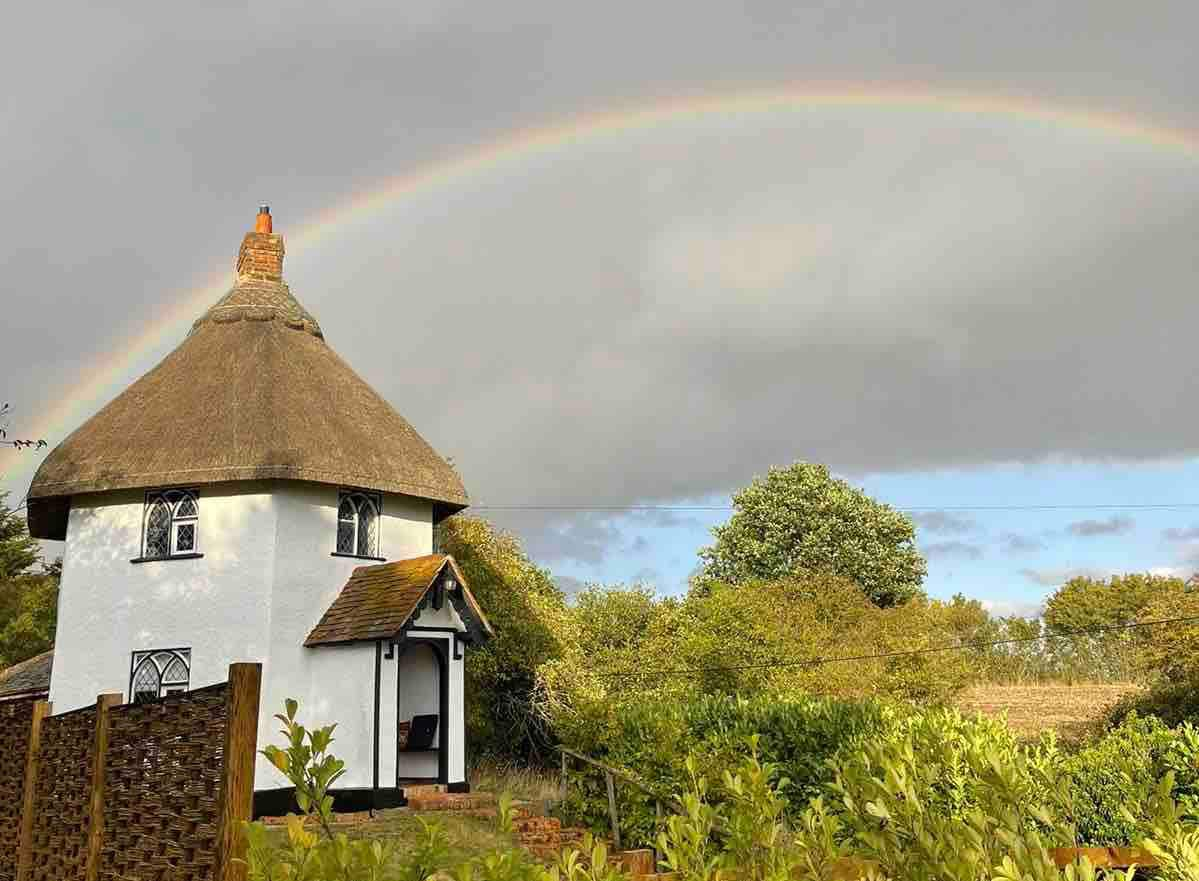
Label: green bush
xmin=1064 ymin=714 xmax=1199 ymax=845
xmin=557 ymin=692 xmax=895 ymax=847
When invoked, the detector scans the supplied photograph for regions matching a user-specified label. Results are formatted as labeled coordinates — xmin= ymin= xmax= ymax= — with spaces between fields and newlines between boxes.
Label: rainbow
xmin=21 ymin=83 xmax=1199 ymax=460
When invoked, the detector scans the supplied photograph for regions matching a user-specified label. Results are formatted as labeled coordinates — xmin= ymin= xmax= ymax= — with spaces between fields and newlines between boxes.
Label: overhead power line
xmin=593 ymin=613 xmax=1199 ymax=680
xmin=472 ymin=503 xmax=1199 ymax=513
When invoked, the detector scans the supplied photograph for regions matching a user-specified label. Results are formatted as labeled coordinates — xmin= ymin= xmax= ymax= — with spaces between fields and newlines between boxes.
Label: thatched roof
xmin=27 ymin=209 xmax=467 ymax=540
xmin=0 ymin=650 xmax=53 ymax=701
xmin=305 ymin=554 xmax=492 ymax=647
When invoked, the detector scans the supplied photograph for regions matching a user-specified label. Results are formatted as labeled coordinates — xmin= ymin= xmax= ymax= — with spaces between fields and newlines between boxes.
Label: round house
xmin=26 ymin=207 xmax=492 ymax=811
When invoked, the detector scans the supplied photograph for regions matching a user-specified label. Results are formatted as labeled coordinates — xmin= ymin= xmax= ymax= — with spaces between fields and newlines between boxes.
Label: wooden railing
xmin=558 ymin=747 xmax=680 ymax=856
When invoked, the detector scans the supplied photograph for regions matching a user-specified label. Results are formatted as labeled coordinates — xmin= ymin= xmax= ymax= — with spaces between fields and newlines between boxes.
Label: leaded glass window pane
xmin=131 ymin=649 xmax=190 ymax=703
xmin=176 ymin=523 xmax=195 ymax=552
xmin=142 ymin=489 xmax=198 ymax=558
xmin=145 ymin=501 xmax=171 ymax=558
xmin=162 ymin=655 xmax=189 ymax=683
xmin=133 ymin=659 xmax=161 ymax=703
xmin=337 ymin=491 xmax=382 ymax=558
xmin=357 ymin=501 xmax=378 ymax=557
xmin=337 ymin=520 xmax=356 ymax=554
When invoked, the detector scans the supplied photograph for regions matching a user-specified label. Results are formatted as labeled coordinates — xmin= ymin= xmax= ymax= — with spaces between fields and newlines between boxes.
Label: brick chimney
xmin=236 ymin=206 xmax=285 ymax=281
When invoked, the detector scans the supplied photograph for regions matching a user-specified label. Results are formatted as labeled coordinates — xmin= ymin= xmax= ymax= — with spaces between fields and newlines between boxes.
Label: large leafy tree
xmin=0 ymin=492 xmax=59 ymax=669
xmin=697 ymin=462 xmax=926 ymax=606
xmin=1043 ymin=573 xmax=1185 ymax=680
xmin=436 ymin=515 xmax=568 ymax=763
xmin=1043 ymin=573 xmax=1180 ymax=633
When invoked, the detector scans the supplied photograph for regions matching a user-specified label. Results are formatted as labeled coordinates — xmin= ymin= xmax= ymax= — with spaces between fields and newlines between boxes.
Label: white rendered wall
xmin=48 ymin=482 xmax=277 ymax=715
xmin=257 ymin=482 xmax=433 ymax=791
xmin=46 ymin=478 xmax=461 ymax=793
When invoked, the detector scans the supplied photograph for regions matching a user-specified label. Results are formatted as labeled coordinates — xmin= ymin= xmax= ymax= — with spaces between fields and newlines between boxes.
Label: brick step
xmin=407 ymin=792 xmax=498 ymax=812
xmin=401 ymin=784 xmax=446 ymax=797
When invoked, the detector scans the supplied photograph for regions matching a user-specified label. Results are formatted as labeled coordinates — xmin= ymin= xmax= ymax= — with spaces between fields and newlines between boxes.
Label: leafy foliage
xmin=652 ymin=721 xmax=1199 ymax=881
xmin=438 ymin=516 xmax=569 ymax=763
xmin=0 ymin=492 xmax=59 ymax=669
xmin=244 ymin=699 xmax=397 ymax=881
xmin=696 ymin=462 xmax=926 ymax=606
xmin=0 ymin=491 xmax=40 ymax=579
xmin=552 ymin=692 xmax=892 ymax=847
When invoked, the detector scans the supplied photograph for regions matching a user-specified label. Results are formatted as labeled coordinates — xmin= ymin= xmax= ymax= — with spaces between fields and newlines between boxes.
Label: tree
xmin=436 ymin=515 xmax=568 ymax=763
xmin=1043 ymin=573 xmax=1184 ymax=681
xmin=0 ymin=491 xmax=40 ymax=578
xmin=1043 ymin=572 xmax=1178 ymax=633
xmin=0 ymin=492 xmax=58 ymax=668
xmin=697 ymin=462 xmax=926 ymax=606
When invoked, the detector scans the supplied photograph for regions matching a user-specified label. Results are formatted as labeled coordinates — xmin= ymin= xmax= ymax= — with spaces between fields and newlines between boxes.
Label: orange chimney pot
xmin=255 ymin=205 xmax=272 ymax=234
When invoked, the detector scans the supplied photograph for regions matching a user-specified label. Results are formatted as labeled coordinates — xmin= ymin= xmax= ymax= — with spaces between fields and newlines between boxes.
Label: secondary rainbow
xmin=24 ymin=83 xmax=1199 ymax=457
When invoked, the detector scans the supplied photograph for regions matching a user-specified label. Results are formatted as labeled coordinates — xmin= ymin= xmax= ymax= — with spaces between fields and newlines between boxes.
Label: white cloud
xmin=981 ymin=598 xmax=1044 ymax=619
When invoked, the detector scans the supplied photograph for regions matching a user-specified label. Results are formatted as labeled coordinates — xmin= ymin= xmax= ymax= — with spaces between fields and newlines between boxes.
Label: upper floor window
xmin=141 ymin=489 xmax=199 ymax=560
xmin=336 ymin=491 xmax=381 ymax=559
xmin=130 ymin=648 xmax=191 ymax=704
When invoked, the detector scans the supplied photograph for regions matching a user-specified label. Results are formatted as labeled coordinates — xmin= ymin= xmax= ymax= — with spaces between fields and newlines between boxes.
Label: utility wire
xmin=593 ymin=613 xmax=1199 ymax=680
xmin=472 ymin=503 xmax=1199 ymax=512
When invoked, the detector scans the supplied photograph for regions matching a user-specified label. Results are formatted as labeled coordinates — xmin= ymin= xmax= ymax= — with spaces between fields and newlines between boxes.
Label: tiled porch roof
xmin=305 ymin=554 xmax=492 ymax=648
xmin=0 ymin=650 xmax=53 ymax=701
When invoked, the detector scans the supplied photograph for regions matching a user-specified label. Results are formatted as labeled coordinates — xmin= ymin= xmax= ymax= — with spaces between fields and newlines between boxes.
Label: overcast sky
xmin=3 ymin=1 xmax=1199 ymax=611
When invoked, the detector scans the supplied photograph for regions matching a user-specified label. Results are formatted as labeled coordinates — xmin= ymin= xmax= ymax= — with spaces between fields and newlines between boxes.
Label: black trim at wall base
xmin=254 ymin=787 xmax=407 ymax=818
xmin=447 ymin=781 xmax=470 ymax=794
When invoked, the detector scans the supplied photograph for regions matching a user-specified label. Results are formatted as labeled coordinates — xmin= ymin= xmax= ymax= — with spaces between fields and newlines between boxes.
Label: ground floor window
xmin=130 ymin=648 xmax=191 ymax=704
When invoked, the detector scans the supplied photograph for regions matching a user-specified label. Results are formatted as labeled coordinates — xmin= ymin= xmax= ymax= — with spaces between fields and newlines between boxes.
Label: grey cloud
xmin=1001 ymin=533 xmax=1047 ymax=554
xmin=552 ymin=575 xmax=589 ymax=598
xmin=1164 ymin=527 xmax=1199 ymax=542
xmin=631 ymin=567 xmax=660 ymax=585
xmin=1066 ymin=517 xmax=1135 ymax=537
xmin=508 ymin=512 xmax=623 ymax=566
xmin=924 ymin=541 xmax=984 ymax=560
xmin=1019 ymin=567 xmax=1106 ymax=587
xmin=5 ymin=0 xmax=1199 ymax=559
xmin=912 ymin=511 xmax=979 ymax=535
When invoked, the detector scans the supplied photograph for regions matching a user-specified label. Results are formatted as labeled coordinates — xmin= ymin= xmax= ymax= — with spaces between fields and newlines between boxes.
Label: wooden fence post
xmin=15 ymin=701 xmax=50 ymax=881
xmin=215 ymin=663 xmax=262 ymax=881
xmin=605 ymin=770 xmax=622 ymax=852
xmin=84 ymin=693 xmax=122 ymax=881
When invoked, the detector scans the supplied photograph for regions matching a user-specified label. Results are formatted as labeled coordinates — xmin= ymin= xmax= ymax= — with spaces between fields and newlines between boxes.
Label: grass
xmin=470 ymin=760 xmax=563 ymax=806
xmin=956 ymin=680 xmax=1144 ymax=740
xmin=338 ymin=809 xmax=514 ymax=857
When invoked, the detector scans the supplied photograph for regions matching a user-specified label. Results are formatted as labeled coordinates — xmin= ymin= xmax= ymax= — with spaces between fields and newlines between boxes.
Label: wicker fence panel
xmin=99 ymin=684 xmax=229 ymax=881
xmin=27 ymin=704 xmax=97 ymax=881
xmin=0 ymin=698 xmax=37 ymax=881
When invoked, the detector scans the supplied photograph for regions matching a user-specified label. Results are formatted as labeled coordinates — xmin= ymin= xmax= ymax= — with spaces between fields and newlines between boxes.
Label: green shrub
xmin=242 ymin=700 xmax=397 ymax=881
xmin=1063 ymin=714 xmax=1199 ymax=845
xmin=557 ymin=692 xmax=895 ymax=847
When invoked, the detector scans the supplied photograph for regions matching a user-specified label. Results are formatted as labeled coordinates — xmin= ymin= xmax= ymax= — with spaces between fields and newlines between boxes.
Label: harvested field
xmin=956 ymin=682 xmax=1144 ymax=739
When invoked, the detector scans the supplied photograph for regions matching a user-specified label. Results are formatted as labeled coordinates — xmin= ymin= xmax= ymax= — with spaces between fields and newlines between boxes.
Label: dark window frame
xmin=128 ymin=647 xmax=192 ymax=704
xmin=133 ymin=488 xmax=203 ymax=563
xmin=333 ymin=489 xmax=385 ymax=561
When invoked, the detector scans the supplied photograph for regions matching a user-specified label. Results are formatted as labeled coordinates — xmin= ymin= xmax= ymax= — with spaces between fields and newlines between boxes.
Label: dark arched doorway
xmin=394 ymin=638 xmax=449 ymax=785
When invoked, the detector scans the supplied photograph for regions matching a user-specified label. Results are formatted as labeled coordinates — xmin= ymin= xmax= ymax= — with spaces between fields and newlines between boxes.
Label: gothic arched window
xmin=130 ymin=648 xmax=191 ymax=704
xmin=141 ymin=489 xmax=200 ymax=560
xmin=336 ymin=491 xmax=382 ymax=558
